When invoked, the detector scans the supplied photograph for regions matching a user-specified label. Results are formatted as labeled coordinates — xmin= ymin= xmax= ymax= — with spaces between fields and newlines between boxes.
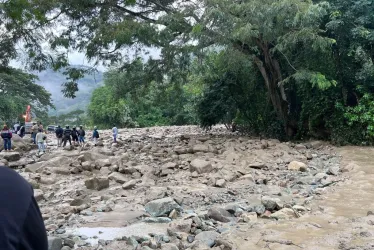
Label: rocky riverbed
xmin=0 ymin=125 xmax=355 ymax=250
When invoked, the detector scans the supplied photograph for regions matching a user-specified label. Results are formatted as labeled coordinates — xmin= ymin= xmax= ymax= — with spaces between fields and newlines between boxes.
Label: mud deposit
xmin=1 ymin=126 xmax=372 ymax=250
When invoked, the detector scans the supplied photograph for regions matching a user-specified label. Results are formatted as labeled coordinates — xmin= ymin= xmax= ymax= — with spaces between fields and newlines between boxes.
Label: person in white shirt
xmin=35 ymin=129 xmax=46 ymax=153
xmin=112 ymin=125 xmax=118 ymax=143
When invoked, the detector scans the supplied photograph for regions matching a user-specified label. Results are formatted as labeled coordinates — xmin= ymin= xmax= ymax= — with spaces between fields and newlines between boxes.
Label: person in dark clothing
xmin=0 ymin=166 xmax=48 ymax=250
xmin=71 ymin=127 xmax=79 ymax=146
xmin=19 ymin=123 xmax=25 ymax=138
xmin=63 ymin=125 xmax=72 ymax=147
xmin=55 ymin=125 xmax=64 ymax=147
xmin=1 ymin=125 xmax=13 ymax=151
xmin=78 ymin=125 xmax=86 ymax=147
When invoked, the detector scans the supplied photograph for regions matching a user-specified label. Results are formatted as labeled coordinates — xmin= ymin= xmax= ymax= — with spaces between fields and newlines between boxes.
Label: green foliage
xmin=0 ymin=67 xmax=53 ymax=123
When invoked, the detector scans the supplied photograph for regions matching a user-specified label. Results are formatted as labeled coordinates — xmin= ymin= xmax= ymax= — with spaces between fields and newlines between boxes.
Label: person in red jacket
xmin=1 ymin=125 xmax=13 ymax=151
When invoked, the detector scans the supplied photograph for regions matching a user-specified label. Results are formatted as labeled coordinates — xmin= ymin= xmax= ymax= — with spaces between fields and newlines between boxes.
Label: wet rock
xmin=270 ymin=208 xmax=297 ymax=220
xmin=190 ymin=159 xmax=213 ymax=174
xmin=195 ymin=231 xmax=219 ymax=248
xmin=108 ymin=172 xmax=128 ymax=184
xmin=208 ymin=207 xmax=232 ymax=223
xmin=288 ymin=161 xmax=307 ymax=172
xmin=122 ymin=179 xmax=137 ymax=189
xmin=84 ymin=177 xmax=109 ymax=191
xmin=341 ymin=162 xmax=357 ymax=173
xmin=145 ymin=197 xmax=181 ymax=217
xmin=48 ymin=237 xmax=63 ymax=250
xmin=253 ymin=205 xmax=266 ymax=215
xmin=261 ymin=196 xmax=283 ymax=211
xmin=187 ymin=235 xmax=195 ymax=243
xmin=34 ymin=189 xmax=44 ymax=202
xmin=0 ymin=152 xmax=21 ymax=162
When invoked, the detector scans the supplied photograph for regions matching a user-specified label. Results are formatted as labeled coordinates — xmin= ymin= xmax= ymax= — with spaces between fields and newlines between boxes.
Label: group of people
xmin=55 ymin=125 xmax=87 ymax=147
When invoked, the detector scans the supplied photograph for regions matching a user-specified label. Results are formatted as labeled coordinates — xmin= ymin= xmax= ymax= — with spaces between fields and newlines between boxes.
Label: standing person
xmin=63 ymin=125 xmax=72 ymax=147
xmin=112 ymin=125 xmax=118 ymax=143
xmin=31 ymin=122 xmax=38 ymax=144
xmin=35 ymin=129 xmax=46 ymax=153
xmin=0 ymin=166 xmax=48 ymax=249
xmin=38 ymin=122 xmax=43 ymax=132
xmin=55 ymin=125 xmax=63 ymax=147
xmin=78 ymin=125 xmax=86 ymax=147
xmin=92 ymin=126 xmax=100 ymax=146
xmin=19 ymin=123 xmax=25 ymax=138
xmin=13 ymin=121 xmax=20 ymax=133
xmin=1 ymin=125 xmax=12 ymax=152
xmin=71 ymin=126 xmax=79 ymax=146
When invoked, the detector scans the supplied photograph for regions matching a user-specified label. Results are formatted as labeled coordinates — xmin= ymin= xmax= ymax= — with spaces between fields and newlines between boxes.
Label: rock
xmin=192 ymin=144 xmax=210 ymax=153
xmin=34 ymin=189 xmax=44 ymax=202
xmin=169 ymin=219 xmax=192 ymax=233
xmin=187 ymin=235 xmax=195 ymax=243
xmin=0 ymin=152 xmax=21 ymax=162
xmin=63 ymin=238 xmax=75 ymax=248
xmin=169 ymin=209 xmax=178 ymax=219
xmin=248 ymin=162 xmax=266 ymax=169
xmin=48 ymin=237 xmax=63 ymax=250
xmin=306 ymin=152 xmax=313 ymax=160
xmin=53 ymin=167 xmax=71 ymax=175
xmin=144 ymin=217 xmax=172 ymax=223
xmin=84 ymin=177 xmax=109 ymax=191
xmin=238 ymin=174 xmax=255 ymax=182
xmin=240 ymin=212 xmax=258 ymax=222
xmin=108 ymin=172 xmax=128 ymax=184
xmin=293 ymin=205 xmax=307 ymax=212
xmin=69 ymin=198 xmax=87 ymax=207
xmin=207 ymin=207 xmax=232 ymax=223
xmin=161 ymin=243 xmax=179 ymax=250
xmin=294 ymin=144 xmax=306 ymax=150
xmin=81 ymin=161 xmax=93 ymax=171
xmin=195 ymin=231 xmax=219 ymax=248
xmin=270 ymin=208 xmax=297 ymax=220
xmin=261 ymin=196 xmax=283 ymax=211
xmin=61 ymin=247 xmax=71 ymax=250
xmin=253 ymin=205 xmax=266 ymax=215
xmin=341 ymin=162 xmax=357 ymax=173
xmin=96 ymin=159 xmax=111 ymax=168
xmin=215 ymin=179 xmax=226 ymax=187
xmin=288 ymin=161 xmax=307 ymax=172
xmin=122 ymin=179 xmax=137 ymax=189
xmin=145 ymin=197 xmax=181 ymax=217
xmin=327 ymin=166 xmax=340 ymax=176
xmin=309 ymin=140 xmax=324 ymax=149
xmin=190 ymin=159 xmax=213 ymax=174
xmin=162 ymin=162 xmax=178 ymax=170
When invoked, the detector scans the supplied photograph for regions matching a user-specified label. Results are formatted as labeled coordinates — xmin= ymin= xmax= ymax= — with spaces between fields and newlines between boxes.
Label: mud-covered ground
xmin=0 ymin=126 xmax=372 ymax=250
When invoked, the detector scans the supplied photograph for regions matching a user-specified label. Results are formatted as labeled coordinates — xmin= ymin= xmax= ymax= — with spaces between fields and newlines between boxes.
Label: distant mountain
xmin=34 ymin=67 xmax=104 ymax=115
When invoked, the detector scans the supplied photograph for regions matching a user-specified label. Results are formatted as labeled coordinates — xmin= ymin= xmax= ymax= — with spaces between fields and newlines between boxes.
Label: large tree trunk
xmin=253 ymin=40 xmax=296 ymax=137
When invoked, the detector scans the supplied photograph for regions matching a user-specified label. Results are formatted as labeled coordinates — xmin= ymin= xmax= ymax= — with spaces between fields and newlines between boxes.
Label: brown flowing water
xmin=225 ymin=146 xmax=374 ymax=250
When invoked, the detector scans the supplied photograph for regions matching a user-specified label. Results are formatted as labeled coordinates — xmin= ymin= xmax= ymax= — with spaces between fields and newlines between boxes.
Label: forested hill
xmin=35 ymin=68 xmax=103 ymax=115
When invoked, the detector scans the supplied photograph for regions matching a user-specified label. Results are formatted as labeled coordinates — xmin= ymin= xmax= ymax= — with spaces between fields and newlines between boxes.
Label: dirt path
xmin=226 ymin=146 xmax=374 ymax=250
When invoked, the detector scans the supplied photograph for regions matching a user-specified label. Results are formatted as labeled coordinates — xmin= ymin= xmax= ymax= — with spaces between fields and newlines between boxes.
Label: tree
xmin=0 ymin=67 xmax=53 ymax=122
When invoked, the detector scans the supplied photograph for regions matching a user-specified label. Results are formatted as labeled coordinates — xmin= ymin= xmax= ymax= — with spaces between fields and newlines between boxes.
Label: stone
xmin=53 ymin=167 xmax=71 ymax=175
xmin=56 ymin=228 xmax=66 ymax=234
xmin=162 ymin=162 xmax=178 ymax=169
xmin=61 ymin=247 xmax=71 ymax=250
xmin=261 ymin=196 xmax=283 ymax=211
xmin=25 ymin=162 xmax=44 ymax=173
xmin=190 ymin=159 xmax=213 ymax=174
xmin=207 ymin=207 xmax=232 ymax=223
xmin=34 ymin=189 xmax=44 ymax=202
xmin=108 ymin=172 xmax=128 ymax=184
xmin=192 ymin=144 xmax=210 ymax=153
xmin=161 ymin=243 xmax=179 ymax=250
xmin=169 ymin=219 xmax=192 ymax=233
xmin=122 ymin=179 xmax=137 ymax=189
xmin=81 ymin=161 xmax=93 ymax=171
xmin=0 ymin=152 xmax=21 ymax=162
xmin=248 ymin=162 xmax=266 ymax=169
xmin=144 ymin=217 xmax=172 ymax=223
xmin=341 ymin=162 xmax=357 ymax=173
xmin=327 ymin=166 xmax=340 ymax=176
xmin=306 ymin=152 xmax=313 ymax=160
xmin=239 ymin=212 xmax=258 ymax=222
xmin=69 ymin=198 xmax=87 ymax=207
xmin=48 ymin=237 xmax=63 ymax=250
xmin=253 ymin=205 xmax=266 ymax=215
xmin=288 ymin=161 xmax=307 ymax=172
xmin=84 ymin=177 xmax=109 ymax=191
xmin=63 ymin=238 xmax=75 ymax=248
xmin=309 ymin=141 xmax=324 ymax=149
xmin=195 ymin=231 xmax=219 ymax=248
xmin=145 ymin=197 xmax=181 ymax=217
xmin=270 ymin=208 xmax=297 ymax=220
xmin=238 ymin=174 xmax=255 ymax=182
xmin=96 ymin=159 xmax=111 ymax=168
xmin=215 ymin=179 xmax=226 ymax=187
xmin=294 ymin=144 xmax=307 ymax=151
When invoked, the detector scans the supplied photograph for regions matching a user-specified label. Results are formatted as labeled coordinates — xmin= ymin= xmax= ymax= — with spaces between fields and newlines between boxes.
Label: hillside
xmin=35 ymin=68 xmax=103 ymax=115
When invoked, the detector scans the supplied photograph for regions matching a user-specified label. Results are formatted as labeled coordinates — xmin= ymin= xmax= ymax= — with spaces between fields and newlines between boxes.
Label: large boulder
xmin=145 ymin=197 xmax=181 ymax=217
xmin=0 ymin=152 xmax=21 ymax=162
xmin=190 ymin=159 xmax=213 ymax=174
xmin=25 ymin=162 xmax=44 ymax=173
xmin=288 ymin=161 xmax=307 ymax=172
xmin=85 ymin=177 xmax=109 ymax=191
